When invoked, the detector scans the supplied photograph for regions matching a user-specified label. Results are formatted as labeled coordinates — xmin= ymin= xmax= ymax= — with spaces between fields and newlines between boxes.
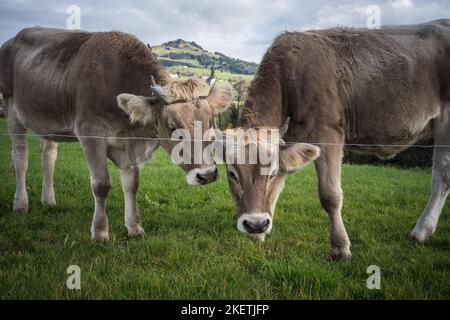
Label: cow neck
xmin=239 ymin=46 xmax=287 ymax=128
xmin=238 ymin=64 xmax=284 ymax=130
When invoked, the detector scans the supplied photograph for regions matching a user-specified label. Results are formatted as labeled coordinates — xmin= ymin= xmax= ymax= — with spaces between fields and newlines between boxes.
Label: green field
xmin=167 ymin=66 xmax=254 ymax=81
xmin=152 ymin=40 xmax=258 ymax=78
xmin=0 ymin=118 xmax=448 ymax=299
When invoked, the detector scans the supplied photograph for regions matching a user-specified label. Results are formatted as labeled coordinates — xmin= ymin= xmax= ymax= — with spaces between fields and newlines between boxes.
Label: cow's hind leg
xmin=315 ymin=135 xmax=352 ymax=261
xmin=41 ymin=140 xmax=58 ymax=206
xmin=79 ymin=137 xmax=111 ymax=242
xmin=6 ymin=99 xmax=29 ymax=213
xmin=409 ymin=108 xmax=449 ymax=243
xmin=121 ymin=167 xmax=145 ymax=237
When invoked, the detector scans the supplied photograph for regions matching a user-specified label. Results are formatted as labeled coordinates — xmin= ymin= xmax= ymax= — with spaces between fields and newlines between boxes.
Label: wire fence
xmin=0 ymin=133 xmax=446 ymax=148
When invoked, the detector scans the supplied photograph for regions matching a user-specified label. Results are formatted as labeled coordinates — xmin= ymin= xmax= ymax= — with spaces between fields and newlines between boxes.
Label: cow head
xmin=117 ymin=70 xmax=233 ymax=185
xmin=217 ymin=120 xmax=320 ymax=241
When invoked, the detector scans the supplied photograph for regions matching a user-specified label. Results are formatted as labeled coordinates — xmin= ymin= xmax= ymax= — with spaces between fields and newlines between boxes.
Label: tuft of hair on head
xmin=165 ymin=78 xmax=210 ymax=102
xmin=207 ymin=81 xmax=233 ymax=114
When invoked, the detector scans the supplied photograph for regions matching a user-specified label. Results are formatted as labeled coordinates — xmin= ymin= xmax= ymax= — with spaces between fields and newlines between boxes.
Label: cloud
xmin=302 ymin=0 xmax=449 ymax=31
xmin=0 ymin=0 xmax=449 ymax=62
xmin=390 ymin=0 xmax=415 ymax=9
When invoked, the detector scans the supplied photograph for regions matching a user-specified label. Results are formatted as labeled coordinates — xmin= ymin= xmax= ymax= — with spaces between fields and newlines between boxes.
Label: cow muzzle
xmin=186 ymin=166 xmax=218 ymax=185
xmin=237 ymin=213 xmax=272 ymax=242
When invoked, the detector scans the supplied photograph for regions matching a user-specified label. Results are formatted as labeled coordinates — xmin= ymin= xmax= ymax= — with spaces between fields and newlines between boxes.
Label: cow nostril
xmin=197 ymin=169 xmax=218 ymax=184
xmin=196 ymin=173 xmax=206 ymax=183
xmin=243 ymin=219 xmax=270 ymax=233
xmin=260 ymin=219 xmax=270 ymax=232
xmin=243 ymin=220 xmax=255 ymax=233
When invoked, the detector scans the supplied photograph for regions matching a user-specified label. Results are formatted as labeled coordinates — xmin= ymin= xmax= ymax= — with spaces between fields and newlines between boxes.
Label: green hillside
xmin=151 ymin=39 xmax=257 ymax=79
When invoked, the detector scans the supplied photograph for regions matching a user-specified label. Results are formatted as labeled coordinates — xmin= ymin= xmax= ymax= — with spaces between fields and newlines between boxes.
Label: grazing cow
xmin=0 ymin=27 xmax=232 ymax=241
xmin=220 ymin=19 xmax=449 ymax=260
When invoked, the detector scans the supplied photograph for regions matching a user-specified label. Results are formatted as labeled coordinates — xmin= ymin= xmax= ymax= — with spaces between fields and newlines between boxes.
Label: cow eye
xmin=228 ymin=170 xmax=238 ymax=182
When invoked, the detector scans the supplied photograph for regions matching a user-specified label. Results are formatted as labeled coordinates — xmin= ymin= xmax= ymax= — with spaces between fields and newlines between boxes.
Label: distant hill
xmin=161 ymin=39 xmax=204 ymax=51
xmin=151 ymin=39 xmax=258 ymax=76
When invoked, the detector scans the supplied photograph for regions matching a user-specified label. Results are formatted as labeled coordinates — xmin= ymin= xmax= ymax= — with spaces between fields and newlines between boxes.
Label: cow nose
xmin=242 ymin=218 xmax=271 ymax=234
xmin=196 ymin=167 xmax=218 ymax=184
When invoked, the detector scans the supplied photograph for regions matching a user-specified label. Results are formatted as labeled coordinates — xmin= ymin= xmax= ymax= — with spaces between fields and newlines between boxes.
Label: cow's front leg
xmin=314 ymin=138 xmax=351 ymax=261
xmin=41 ymin=140 xmax=58 ymax=207
xmin=80 ymin=138 xmax=111 ymax=242
xmin=121 ymin=167 xmax=145 ymax=237
xmin=7 ymin=103 xmax=29 ymax=213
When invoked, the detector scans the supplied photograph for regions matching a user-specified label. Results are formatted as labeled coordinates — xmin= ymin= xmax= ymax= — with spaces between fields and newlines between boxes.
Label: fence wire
xmin=0 ymin=133 xmax=445 ymax=148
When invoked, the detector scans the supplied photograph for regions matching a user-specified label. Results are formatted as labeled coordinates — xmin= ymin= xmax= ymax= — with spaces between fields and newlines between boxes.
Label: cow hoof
xmin=13 ymin=202 xmax=28 ymax=214
xmin=91 ymin=230 xmax=109 ymax=242
xmin=41 ymin=198 xmax=56 ymax=207
xmin=330 ymin=247 xmax=352 ymax=261
xmin=126 ymin=224 xmax=145 ymax=238
xmin=408 ymin=228 xmax=432 ymax=244
xmin=408 ymin=222 xmax=435 ymax=243
xmin=41 ymin=193 xmax=56 ymax=207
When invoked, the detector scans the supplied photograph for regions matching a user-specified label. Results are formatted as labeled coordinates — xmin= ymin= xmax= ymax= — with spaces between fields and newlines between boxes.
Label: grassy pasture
xmin=0 ymin=118 xmax=448 ymax=299
xmin=167 ymin=66 xmax=254 ymax=81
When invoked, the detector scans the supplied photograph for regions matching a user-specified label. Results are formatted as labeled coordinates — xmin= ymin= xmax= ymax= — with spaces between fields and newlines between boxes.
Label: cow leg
xmin=79 ymin=138 xmax=111 ymax=242
xmin=40 ymin=140 xmax=58 ymax=206
xmin=315 ymin=140 xmax=351 ymax=261
xmin=121 ymin=167 xmax=145 ymax=237
xmin=6 ymin=100 xmax=29 ymax=213
xmin=409 ymin=108 xmax=449 ymax=243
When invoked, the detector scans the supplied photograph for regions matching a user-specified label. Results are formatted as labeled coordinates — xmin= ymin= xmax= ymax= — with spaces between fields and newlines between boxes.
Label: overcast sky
xmin=0 ymin=0 xmax=449 ymax=62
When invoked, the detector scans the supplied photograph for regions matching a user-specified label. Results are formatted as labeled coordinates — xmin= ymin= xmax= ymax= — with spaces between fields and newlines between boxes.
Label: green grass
xmin=0 ymin=118 xmax=448 ymax=299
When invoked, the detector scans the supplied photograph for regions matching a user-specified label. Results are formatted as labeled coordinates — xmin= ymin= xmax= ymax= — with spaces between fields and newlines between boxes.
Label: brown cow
xmin=220 ymin=19 xmax=450 ymax=260
xmin=0 ymin=27 xmax=232 ymax=241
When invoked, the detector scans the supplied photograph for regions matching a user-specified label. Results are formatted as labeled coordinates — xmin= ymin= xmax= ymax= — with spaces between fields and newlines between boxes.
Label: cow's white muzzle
xmin=186 ymin=166 xmax=218 ymax=185
xmin=237 ymin=213 xmax=272 ymax=242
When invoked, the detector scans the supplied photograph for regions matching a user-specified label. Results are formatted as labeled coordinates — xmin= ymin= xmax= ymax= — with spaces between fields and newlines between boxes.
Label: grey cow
xmin=0 ymin=27 xmax=232 ymax=241
xmin=220 ymin=19 xmax=450 ymax=260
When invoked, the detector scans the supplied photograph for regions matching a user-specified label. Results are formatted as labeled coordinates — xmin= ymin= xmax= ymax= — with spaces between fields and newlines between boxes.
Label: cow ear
xmin=280 ymin=143 xmax=320 ymax=173
xmin=117 ymin=94 xmax=155 ymax=125
xmin=206 ymin=81 xmax=233 ymax=115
